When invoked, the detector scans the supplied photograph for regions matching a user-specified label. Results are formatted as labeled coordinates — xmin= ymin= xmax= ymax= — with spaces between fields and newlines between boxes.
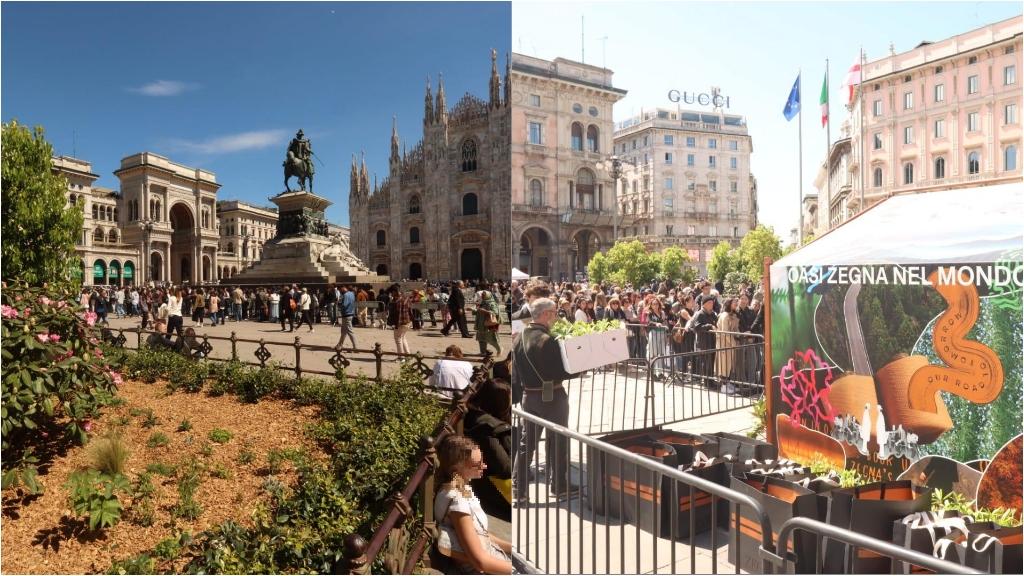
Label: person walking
xmin=193 ymin=289 xmax=206 ymax=327
xmin=475 ymin=290 xmax=502 ymax=357
xmin=270 ymin=289 xmax=280 ymax=323
xmin=295 ymin=287 xmax=314 ymax=332
xmin=336 ymin=285 xmax=357 ymax=349
xmin=232 ymin=286 xmax=244 ymax=322
xmin=279 ymin=285 xmax=295 ymax=332
xmin=388 ymin=285 xmax=412 ymax=355
xmin=138 ymin=290 xmax=151 ymax=330
xmin=441 ymin=281 xmax=471 ymax=338
xmin=208 ymin=290 xmax=220 ymax=326
xmin=514 ymin=297 xmax=576 ymax=501
xmin=166 ymin=288 xmax=185 ymax=341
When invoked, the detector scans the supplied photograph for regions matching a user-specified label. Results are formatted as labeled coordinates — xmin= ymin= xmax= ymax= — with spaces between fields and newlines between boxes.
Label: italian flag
xmin=819 ymin=73 xmax=828 ymax=128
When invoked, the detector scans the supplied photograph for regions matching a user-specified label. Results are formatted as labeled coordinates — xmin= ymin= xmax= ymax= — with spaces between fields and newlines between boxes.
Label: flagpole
xmin=826 ymin=58 xmax=831 ymax=236
xmin=858 ymin=47 xmax=865 ymax=215
xmin=798 ymin=69 xmax=804 ymax=246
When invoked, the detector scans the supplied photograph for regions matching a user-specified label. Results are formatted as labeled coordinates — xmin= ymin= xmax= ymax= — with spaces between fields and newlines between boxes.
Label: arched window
xmin=968 ymin=151 xmax=980 ymax=175
xmin=409 ymin=195 xmax=421 ymax=214
xmin=570 ymin=122 xmax=584 ymax=151
xmin=462 ymin=193 xmax=479 ymax=215
xmin=108 ymin=229 xmax=118 ymax=243
xmin=1005 ymin=145 xmax=1018 ymax=171
xmin=93 ymin=228 xmax=104 ymax=243
xmin=69 ymin=194 xmax=76 ymax=206
xmin=376 ymin=230 xmax=387 ymax=246
xmin=461 ymin=139 xmax=477 ymax=172
xmin=586 ymin=125 xmax=599 ymax=152
xmin=903 ymin=162 xmax=914 ymax=185
xmin=576 ymin=168 xmax=596 ymax=210
xmin=226 ymin=242 xmax=234 ymax=254
xmin=873 ymin=167 xmax=883 ymax=188
xmin=529 ymin=179 xmax=543 ymax=206
xmin=243 ymin=242 xmax=248 ymax=258
xmin=113 ymin=208 xmax=118 ymax=223
xmin=409 ymin=227 xmax=420 ymax=244
xmin=934 ymin=157 xmax=946 ymax=179
xmin=92 ymin=204 xmax=99 ymax=220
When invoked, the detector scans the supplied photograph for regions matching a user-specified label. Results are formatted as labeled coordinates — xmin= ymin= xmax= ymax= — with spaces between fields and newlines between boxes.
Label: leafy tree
xmin=602 ymin=240 xmax=661 ymax=286
xmin=2 ymin=122 xmax=83 ymax=287
xmin=587 ymin=251 xmax=610 ymax=284
xmin=659 ymin=246 xmax=694 ymax=283
xmin=707 ymin=240 xmax=740 ymax=282
xmin=738 ymin=225 xmax=784 ymax=282
xmin=723 ymin=271 xmax=751 ymax=295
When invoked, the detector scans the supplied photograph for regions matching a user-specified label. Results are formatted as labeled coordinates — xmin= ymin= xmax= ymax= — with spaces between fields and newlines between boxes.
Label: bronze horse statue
xmin=283 ymin=151 xmax=313 ymax=193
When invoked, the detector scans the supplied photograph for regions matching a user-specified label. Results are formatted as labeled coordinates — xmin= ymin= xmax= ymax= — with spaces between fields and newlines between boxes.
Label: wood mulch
xmin=1 ymin=378 xmax=322 ymax=574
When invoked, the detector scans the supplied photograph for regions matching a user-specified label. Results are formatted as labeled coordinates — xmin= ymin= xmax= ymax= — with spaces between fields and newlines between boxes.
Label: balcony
xmin=683 ymin=211 xmax=717 ymax=220
xmin=512 ymin=203 xmax=557 ymax=215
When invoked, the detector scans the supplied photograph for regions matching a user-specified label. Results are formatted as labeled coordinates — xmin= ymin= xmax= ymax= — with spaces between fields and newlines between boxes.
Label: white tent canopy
xmin=775 ymin=184 xmax=1023 ymax=269
xmin=511 ymin=267 xmax=530 ymax=280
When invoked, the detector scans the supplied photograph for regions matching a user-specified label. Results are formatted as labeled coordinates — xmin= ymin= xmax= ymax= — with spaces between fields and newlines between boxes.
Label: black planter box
xmin=702 ymin=431 xmax=778 ymax=461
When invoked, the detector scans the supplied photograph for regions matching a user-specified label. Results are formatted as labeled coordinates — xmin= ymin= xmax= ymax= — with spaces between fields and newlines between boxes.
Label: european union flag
xmin=783 ymin=74 xmax=801 ymax=121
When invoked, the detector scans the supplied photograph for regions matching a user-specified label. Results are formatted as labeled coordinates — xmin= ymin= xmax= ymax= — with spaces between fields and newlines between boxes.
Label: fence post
xmin=230 ymin=331 xmax=238 ymax=361
xmin=373 ymin=342 xmax=384 ymax=384
xmin=340 ymin=534 xmax=369 ymax=574
xmin=293 ymin=336 xmax=302 ymax=380
xmin=136 ymin=326 xmax=142 ymax=349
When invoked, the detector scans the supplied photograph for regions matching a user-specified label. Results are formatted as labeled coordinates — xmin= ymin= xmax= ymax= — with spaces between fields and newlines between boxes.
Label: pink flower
xmin=22 ymin=307 xmax=31 ymax=317
xmin=39 ymin=296 xmax=51 ymax=306
xmin=84 ymin=311 xmax=97 ymax=327
xmin=41 ymin=431 xmax=49 ymax=439
xmin=82 ymin=421 xmax=93 ymax=433
xmin=37 ymin=333 xmax=50 ymax=343
xmin=94 ymin=348 xmax=104 ymax=358
xmin=1 ymin=305 xmax=17 ymax=319
xmin=108 ymin=371 xmax=123 ymax=386
xmin=48 ymin=333 xmax=61 ymax=343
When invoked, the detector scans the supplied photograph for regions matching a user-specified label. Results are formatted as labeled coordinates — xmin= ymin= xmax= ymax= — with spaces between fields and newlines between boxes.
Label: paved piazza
xmin=103 ymin=313 xmax=512 ymax=380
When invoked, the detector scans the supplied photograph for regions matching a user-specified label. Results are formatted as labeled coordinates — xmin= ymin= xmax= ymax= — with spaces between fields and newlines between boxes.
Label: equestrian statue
xmin=283 ymin=129 xmax=318 ymax=193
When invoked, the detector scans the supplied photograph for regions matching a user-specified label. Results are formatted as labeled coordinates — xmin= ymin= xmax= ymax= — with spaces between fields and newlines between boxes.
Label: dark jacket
xmin=737 ymin=307 xmax=756 ymax=333
xmin=514 ymin=323 xmax=573 ymax=392
xmin=448 ymin=288 xmax=465 ymax=311
xmin=465 ymin=409 xmax=512 ymax=517
xmin=686 ymin=308 xmax=719 ymax=351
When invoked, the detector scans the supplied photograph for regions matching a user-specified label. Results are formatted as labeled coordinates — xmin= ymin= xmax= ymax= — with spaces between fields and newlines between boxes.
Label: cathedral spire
xmin=359 ymin=151 xmax=369 ymax=195
xmin=424 ymin=75 xmax=434 ymax=125
xmin=504 ymin=52 xmax=511 ymax=107
xmin=390 ymin=115 xmax=400 ymax=164
xmin=350 ymin=154 xmax=358 ymax=197
xmin=435 ymin=73 xmax=447 ymax=123
xmin=489 ymin=48 xmax=501 ymax=108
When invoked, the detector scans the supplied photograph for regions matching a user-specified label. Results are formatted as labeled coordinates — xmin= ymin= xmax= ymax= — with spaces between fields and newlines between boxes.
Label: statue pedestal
xmin=226 ymin=190 xmax=389 ymax=286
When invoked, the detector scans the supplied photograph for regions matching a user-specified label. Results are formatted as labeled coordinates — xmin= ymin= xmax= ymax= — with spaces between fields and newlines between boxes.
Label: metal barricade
xmin=513 ymin=408 xmax=775 ymax=575
xmin=559 ymin=326 xmax=764 ymax=436
xmin=774 ymin=516 xmax=985 ymax=575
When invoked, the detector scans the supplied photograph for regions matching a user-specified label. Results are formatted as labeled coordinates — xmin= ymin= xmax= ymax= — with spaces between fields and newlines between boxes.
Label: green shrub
xmin=208 ymin=428 xmax=233 ymax=444
xmin=199 ymin=441 xmax=214 ymax=457
xmin=209 ymin=463 xmax=232 ymax=480
xmin=153 ymin=530 xmax=192 ymax=560
xmin=237 ymin=441 xmax=256 ymax=465
xmin=168 ymin=361 xmax=208 ymax=393
xmin=2 ymin=283 xmax=121 ymax=494
xmin=140 ymin=409 xmax=159 ymax=429
xmin=208 ymin=360 xmax=246 ymax=397
xmin=173 ymin=461 xmax=203 ymax=520
xmin=932 ymin=488 xmax=1022 ymax=527
xmin=107 ymin=553 xmax=155 ymax=575
xmin=128 ymin=472 xmax=156 ymax=527
xmin=66 ymin=470 xmax=130 ymax=531
xmin=145 ymin=462 xmax=176 ymax=476
xmin=238 ymin=366 xmax=284 ymax=403
xmin=176 ymin=419 xmax=192 ymax=433
xmin=90 ymin=431 xmax=130 ymax=475
xmin=146 ymin=432 xmax=170 ymax=449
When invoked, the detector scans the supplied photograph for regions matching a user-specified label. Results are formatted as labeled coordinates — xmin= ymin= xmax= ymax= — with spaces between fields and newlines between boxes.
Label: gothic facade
xmin=349 ymin=51 xmax=511 ymax=281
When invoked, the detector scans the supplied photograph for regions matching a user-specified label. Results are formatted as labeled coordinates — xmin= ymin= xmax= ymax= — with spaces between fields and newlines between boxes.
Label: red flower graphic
xmin=779 ymin=349 xmax=836 ymax=427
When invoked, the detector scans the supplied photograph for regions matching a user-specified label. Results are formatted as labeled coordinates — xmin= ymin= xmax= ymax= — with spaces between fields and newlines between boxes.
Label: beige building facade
xmin=349 ymin=51 xmax=511 ymax=281
xmin=215 ymin=200 xmax=277 ymax=280
xmin=613 ymin=107 xmax=759 ymax=276
xmin=825 ymin=15 xmax=1022 ymax=231
xmin=510 ymin=53 xmax=628 ymax=281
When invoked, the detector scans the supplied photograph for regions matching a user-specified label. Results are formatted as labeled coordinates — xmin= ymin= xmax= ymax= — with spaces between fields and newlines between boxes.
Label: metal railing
xmin=513 ymin=408 xmax=774 ymax=574
xmin=101 ymin=325 xmax=491 ymax=385
xmin=774 ymin=516 xmax=984 ymax=575
xmin=562 ymin=325 xmax=764 ymax=435
xmin=340 ymin=357 xmax=495 ymax=574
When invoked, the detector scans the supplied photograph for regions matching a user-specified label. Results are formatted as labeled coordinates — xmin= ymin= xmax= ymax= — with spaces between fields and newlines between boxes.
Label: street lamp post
xmin=606 ymin=155 xmax=636 ymax=245
xmin=138 ymin=219 xmax=154 ymax=285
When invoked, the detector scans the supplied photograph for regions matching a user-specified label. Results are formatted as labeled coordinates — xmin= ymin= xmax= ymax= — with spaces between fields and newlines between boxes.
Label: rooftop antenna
xmin=581 ymin=15 xmax=585 ymax=63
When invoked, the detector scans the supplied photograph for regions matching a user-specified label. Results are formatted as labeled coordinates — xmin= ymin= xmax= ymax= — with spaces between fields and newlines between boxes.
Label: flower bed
xmin=551 ymin=318 xmax=630 ymax=373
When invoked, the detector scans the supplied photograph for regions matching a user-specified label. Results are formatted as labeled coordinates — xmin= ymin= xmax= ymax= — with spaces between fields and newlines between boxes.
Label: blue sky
xmin=513 ymin=0 xmax=1022 ymax=242
xmin=2 ymin=1 xmax=511 ymax=226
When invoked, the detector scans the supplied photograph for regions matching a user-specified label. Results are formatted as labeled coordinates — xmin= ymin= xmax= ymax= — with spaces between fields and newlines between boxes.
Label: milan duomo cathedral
xmin=348 ymin=51 xmax=511 ymax=282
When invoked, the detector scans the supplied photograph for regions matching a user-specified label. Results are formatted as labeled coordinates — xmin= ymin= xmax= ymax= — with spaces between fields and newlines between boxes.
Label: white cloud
xmin=128 ymin=80 xmax=198 ymax=97
xmin=164 ymin=129 xmax=291 ymax=155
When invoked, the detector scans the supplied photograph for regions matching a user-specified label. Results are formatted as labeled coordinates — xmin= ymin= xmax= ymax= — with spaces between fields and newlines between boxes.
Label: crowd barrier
xmin=513 ymin=409 xmax=985 ymax=575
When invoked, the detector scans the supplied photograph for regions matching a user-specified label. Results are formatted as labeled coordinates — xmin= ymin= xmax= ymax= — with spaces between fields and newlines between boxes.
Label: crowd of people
xmin=510 ymin=276 xmax=767 ymax=506
xmin=78 ymin=280 xmax=513 ymax=357
xmin=509 ymin=276 xmax=765 ymax=395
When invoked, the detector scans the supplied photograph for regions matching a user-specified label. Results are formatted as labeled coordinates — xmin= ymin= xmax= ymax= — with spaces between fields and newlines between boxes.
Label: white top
xmin=270 ymin=293 xmax=280 ymax=304
xmin=429 ymin=359 xmax=475 ymax=398
xmin=167 ymin=295 xmax=182 ymax=317
xmin=574 ymin=309 xmax=590 ymax=323
xmin=300 ymin=293 xmax=311 ymax=310
xmin=434 ymin=485 xmax=506 ymax=563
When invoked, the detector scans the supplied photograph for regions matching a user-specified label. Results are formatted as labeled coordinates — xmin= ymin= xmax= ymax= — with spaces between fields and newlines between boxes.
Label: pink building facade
xmin=845 ymin=15 xmax=1022 ymax=217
